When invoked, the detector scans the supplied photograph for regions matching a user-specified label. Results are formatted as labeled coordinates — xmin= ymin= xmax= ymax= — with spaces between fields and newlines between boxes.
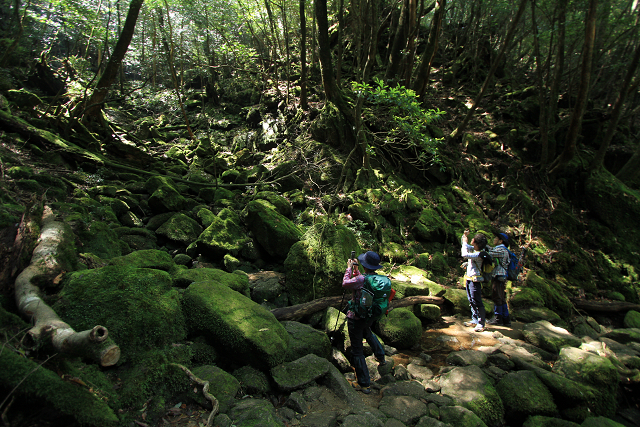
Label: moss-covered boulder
xmin=55 ymin=265 xmax=186 ymax=361
xmin=387 ymin=265 xmax=445 ymax=298
xmin=552 ymin=347 xmax=618 ymax=417
xmin=412 ymin=207 xmax=450 ymax=243
xmin=253 ymin=191 xmax=292 ymax=217
xmin=232 ymin=365 xmax=272 ymax=395
xmin=510 ymin=287 xmax=546 ymax=310
xmin=0 ymin=349 xmax=118 ymax=426
xmin=144 ymin=176 xmax=186 ymax=213
xmin=438 ymin=365 xmax=505 ymax=426
xmin=284 ymin=222 xmax=359 ymax=304
xmin=376 ymin=307 xmax=422 ymax=349
xmin=496 ymin=370 xmax=557 ymax=424
xmin=155 ymin=213 xmax=203 ymax=245
xmin=191 ymin=365 xmax=241 ymax=414
xmin=271 ymin=353 xmax=331 ymax=392
xmin=7 ymin=88 xmax=42 ymax=108
xmin=195 ymin=208 xmax=250 ymax=257
xmin=282 ymin=321 xmax=331 ymax=362
xmin=182 ymin=281 xmax=289 ymax=370
xmin=107 ymin=249 xmax=174 ymax=271
xmin=243 ymin=200 xmax=302 ymax=259
xmin=77 ymin=221 xmax=128 ymax=259
xmin=228 ymin=397 xmax=284 ymax=427
xmin=624 ymin=311 xmax=640 ymax=329
xmin=172 ymin=268 xmax=250 ymax=296
xmin=439 ymin=406 xmax=488 ymax=427
xmin=522 ymin=416 xmax=579 ymax=426
xmin=521 ymin=272 xmax=573 ymax=316
xmin=514 ymin=307 xmax=562 ymax=325
xmin=414 ymin=304 xmax=441 ymax=322
xmin=522 ymin=321 xmax=583 ymax=354
xmin=444 ymin=288 xmax=471 ymax=314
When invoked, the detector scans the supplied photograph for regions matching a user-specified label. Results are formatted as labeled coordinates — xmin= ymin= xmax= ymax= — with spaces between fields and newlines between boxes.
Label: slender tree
xmin=82 ymin=0 xmax=144 ymax=120
xmin=590 ymin=41 xmax=640 ymax=171
xmin=531 ymin=0 xmax=549 ymax=170
xmin=549 ymin=0 xmax=598 ymax=174
xmin=412 ymin=0 xmax=445 ymax=98
xmin=385 ymin=0 xmax=409 ymax=82
xmin=450 ymin=0 xmax=528 ymax=139
xmin=299 ymin=0 xmax=308 ymax=110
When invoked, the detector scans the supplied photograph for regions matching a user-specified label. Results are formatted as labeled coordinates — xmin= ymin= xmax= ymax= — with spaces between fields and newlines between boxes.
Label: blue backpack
xmin=506 ymin=248 xmax=526 ymax=281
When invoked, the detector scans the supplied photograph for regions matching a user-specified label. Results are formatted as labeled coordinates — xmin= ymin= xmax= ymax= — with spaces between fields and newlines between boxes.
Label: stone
xmin=271 ymin=354 xmax=331 ymax=392
xmin=183 ymin=281 xmax=289 ymax=370
xmin=377 ymin=308 xmax=423 ymax=349
xmin=407 ymin=362 xmax=434 ymax=382
xmin=243 ymin=200 xmax=302 ymax=259
xmin=156 ymin=213 xmax=203 ymax=245
xmin=521 ymin=416 xmax=580 ymax=426
xmin=195 ymin=208 xmax=250 ymax=257
xmin=381 ymin=381 xmax=428 ymax=400
xmin=228 ymin=398 xmax=283 ymax=427
xmin=438 ymin=406 xmax=487 ymax=427
xmin=446 ymin=350 xmax=488 ymax=367
xmin=496 ymin=370 xmax=558 ymax=424
xmin=232 ymin=365 xmax=271 ymax=395
xmin=414 ymin=304 xmax=442 ymax=322
xmin=173 ymin=268 xmax=250 ymax=296
xmin=522 ymin=320 xmax=583 ymax=354
xmin=281 ymin=320 xmax=331 ymax=361
xmin=624 ymin=311 xmax=640 ymax=329
xmin=191 ymin=365 xmax=240 ymax=414
xmin=378 ymin=395 xmax=428 ymax=425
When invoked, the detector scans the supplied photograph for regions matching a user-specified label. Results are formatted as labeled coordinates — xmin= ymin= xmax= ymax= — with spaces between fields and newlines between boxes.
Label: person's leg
xmin=469 ymin=281 xmax=485 ymax=327
xmin=487 ymin=279 xmax=503 ymax=325
xmin=465 ymin=280 xmax=479 ymax=324
xmin=347 ymin=318 xmax=370 ymax=387
xmin=502 ymin=303 xmax=511 ymax=326
xmin=363 ymin=319 xmax=385 ymax=362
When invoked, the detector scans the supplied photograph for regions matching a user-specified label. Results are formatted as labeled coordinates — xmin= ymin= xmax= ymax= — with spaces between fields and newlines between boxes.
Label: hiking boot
xmin=487 ymin=315 xmax=502 ymax=325
xmin=474 ymin=324 xmax=485 ymax=332
xmin=377 ymin=357 xmax=387 ymax=366
xmin=502 ymin=315 xmax=512 ymax=327
xmin=463 ymin=321 xmax=477 ymax=327
xmin=353 ymin=383 xmax=372 ymax=394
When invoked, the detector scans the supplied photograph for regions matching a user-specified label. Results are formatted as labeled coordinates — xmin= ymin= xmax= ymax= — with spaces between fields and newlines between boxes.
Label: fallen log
xmin=271 ymin=294 xmax=444 ymax=321
xmin=15 ymin=206 xmax=120 ymax=366
xmin=572 ymin=299 xmax=640 ymax=314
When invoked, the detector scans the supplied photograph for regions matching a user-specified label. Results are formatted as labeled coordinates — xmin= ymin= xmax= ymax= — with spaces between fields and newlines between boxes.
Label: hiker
xmin=342 ymin=251 xmax=387 ymax=394
xmin=461 ymin=230 xmax=488 ymax=332
xmin=487 ymin=233 xmax=512 ymax=326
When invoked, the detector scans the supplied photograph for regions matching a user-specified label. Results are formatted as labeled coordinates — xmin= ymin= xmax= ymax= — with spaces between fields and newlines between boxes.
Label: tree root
xmin=169 ymin=363 xmax=219 ymax=426
xmin=14 ymin=206 xmax=120 ymax=366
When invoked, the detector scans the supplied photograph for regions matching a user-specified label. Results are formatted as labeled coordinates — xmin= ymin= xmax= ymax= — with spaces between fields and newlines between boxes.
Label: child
xmin=461 ymin=230 xmax=488 ymax=332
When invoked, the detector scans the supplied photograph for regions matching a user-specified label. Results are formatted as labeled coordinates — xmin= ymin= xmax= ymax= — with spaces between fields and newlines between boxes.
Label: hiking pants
xmin=466 ymin=280 xmax=485 ymax=327
xmin=491 ymin=278 xmax=507 ymax=306
xmin=347 ymin=317 xmax=385 ymax=387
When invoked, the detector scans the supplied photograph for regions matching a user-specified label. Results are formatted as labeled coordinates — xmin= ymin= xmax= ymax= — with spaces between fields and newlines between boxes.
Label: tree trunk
xmin=572 ymin=299 xmax=640 ymax=313
xmin=450 ymin=0 xmax=528 ymax=140
xmin=270 ymin=295 xmax=444 ymax=321
xmin=590 ymin=41 xmax=640 ymax=171
xmin=545 ymin=0 xmax=568 ymax=166
xmin=615 ymin=127 xmax=640 ymax=183
xmin=385 ymin=0 xmax=409 ymax=82
xmin=159 ymin=0 xmax=195 ymax=140
xmin=412 ymin=0 xmax=445 ymax=98
xmin=14 ymin=207 xmax=120 ymax=366
xmin=549 ymin=0 xmax=598 ymax=174
xmin=299 ymin=0 xmax=308 ymax=110
xmin=531 ymin=0 xmax=550 ymax=169
xmin=82 ymin=0 xmax=144 ymax=119
xmin=315 ymin=0 xmax=340 ymax=102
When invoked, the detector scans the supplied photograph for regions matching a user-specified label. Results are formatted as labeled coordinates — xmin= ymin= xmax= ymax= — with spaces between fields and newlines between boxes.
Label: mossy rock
xmin=0 ymin=350 xmax=118 ymax=426
xmin=232 ymin=365 xmax=272 ymax=395
xmin=253 ymin=191 xmax=292 ymax=217
xmin=414 ymin=304 xmax=441 ymax=322
xmin=108 ymin=249 xmax=174 ymax=271
xmin=496 ymin=370 xmax=557 ymax=424
xmin=284 ymin=222 xmax=359 ymax=304
xmin=172 ymin=268 xmax=250 ymax=296
xmin=77 ymin=221 xmax=128 ymax=259
xmin=144 ymin=176 xmax=186 ymax=213
xmin=55 ymin=265 xmax=186 ymax=361
xmin=243 ymin=200 xmax=302 ymax=259
xmin=154 ymin=213 xmax=203 ymax=245
xmin=413 ymin=207 xmax=450 ymax=243
xmin=522 ymin=271 xmax=572 ymax=316
xmin=522 ymin=321 xmax=582 ymax=354
xmin=376 ymin=307 xmax=422 ymax=349
xmin=388 ymin=265 xmax=445 ymax=298
xmin=522 ymin=416 xmax=580 ymax=426
xmin=282 ymin=320 xmax=331 ymax=361
xmin=624 ymin=311 xmax=640 ymax=329
xmin=514 ymin=307 xmax=562 ymax=325
xmin=195 ymin=208 xmax=250 ymax=257
xmin=182 ymin=281 xmax=289 ymax=370
xmin=191 ymin=365 xmax=241 ymax=413
xmin=196 ymin=208 xmax=217 ymax=228
xmin=510 ymin=287 xmax=545 ymax=309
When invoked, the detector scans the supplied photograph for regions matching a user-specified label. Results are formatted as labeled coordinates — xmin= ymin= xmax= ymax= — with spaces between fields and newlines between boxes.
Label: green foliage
xmin=352 ymin=78 xmax=446 ymax=167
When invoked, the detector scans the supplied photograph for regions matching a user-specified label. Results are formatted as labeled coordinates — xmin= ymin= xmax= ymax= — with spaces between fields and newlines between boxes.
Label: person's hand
xmin=462 ymin=229 xmax=470 ymax=243
xmin=348 ymin=259 xmax=358 ymax=269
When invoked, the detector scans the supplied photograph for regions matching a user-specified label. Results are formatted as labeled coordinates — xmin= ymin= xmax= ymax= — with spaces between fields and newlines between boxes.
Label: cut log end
xmin=100 ymin=345 xmax=121 ymax=367
xmin=90 ymin=325 xmax=109 ymax=343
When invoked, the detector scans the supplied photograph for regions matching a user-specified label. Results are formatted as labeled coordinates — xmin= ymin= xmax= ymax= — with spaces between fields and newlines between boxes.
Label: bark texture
xmin=14 ymin=207 xmax=121 ymax=366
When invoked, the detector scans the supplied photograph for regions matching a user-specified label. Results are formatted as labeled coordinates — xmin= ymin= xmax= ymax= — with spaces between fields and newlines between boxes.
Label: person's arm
xmin=461 ymin=231 xmax=479 ymax=259
xmin=343 ymin=259 xmax=365 ymax=290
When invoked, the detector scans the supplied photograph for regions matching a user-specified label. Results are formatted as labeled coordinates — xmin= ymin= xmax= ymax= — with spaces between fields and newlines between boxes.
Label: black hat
xmin=357 ymin=251 xmax=382 ymax=270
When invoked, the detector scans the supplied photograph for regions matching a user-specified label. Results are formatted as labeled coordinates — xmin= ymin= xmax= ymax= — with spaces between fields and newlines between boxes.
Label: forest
xmin=1 ymin=0 xmax=640 ymax=426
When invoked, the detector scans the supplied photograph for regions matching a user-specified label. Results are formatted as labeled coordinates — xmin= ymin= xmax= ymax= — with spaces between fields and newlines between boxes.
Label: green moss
xmin=376 ymin=307 xmax=422 ymax=349
xmin=466 ymin=382 xmax=505 ymax=426
xmin=108 ymin=249 xmax=174 ymax=271
xmin=172 ymin=267 xmax=250 ymax=296
xmin=55 ymin=266 xmax=186 ymax=361
xmin=522 ymin=271 xmax=573 ymax=316
xmin=0 ymin=350 xmax=118 ymax=426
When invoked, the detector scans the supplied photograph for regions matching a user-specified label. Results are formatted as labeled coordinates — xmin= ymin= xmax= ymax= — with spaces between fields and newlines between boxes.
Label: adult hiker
xmin=487 ymin=233 xmax=512 ymax=326
xmin=461 ymin=230 xmax=488 ymax=332
xmin=342 ymin=250 xmax=387 ymax=394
